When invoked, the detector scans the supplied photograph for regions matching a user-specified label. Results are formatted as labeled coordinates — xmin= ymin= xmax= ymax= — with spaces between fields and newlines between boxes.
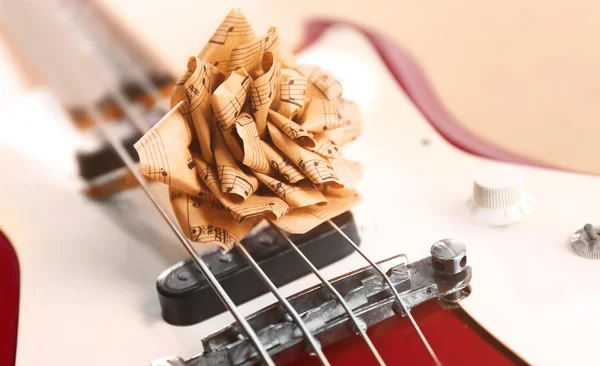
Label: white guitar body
xmin=2 ymin=27 xmax=599 ymax=366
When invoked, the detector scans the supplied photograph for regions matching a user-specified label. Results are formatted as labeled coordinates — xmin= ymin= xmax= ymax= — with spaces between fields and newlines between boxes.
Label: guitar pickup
xmin=156 ymin=211 xmax=361 ymax=326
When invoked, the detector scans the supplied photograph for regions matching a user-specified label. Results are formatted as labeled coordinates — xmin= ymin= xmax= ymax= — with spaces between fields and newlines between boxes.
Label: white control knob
xmin=466 ymin=166 xmax=534 ymax=226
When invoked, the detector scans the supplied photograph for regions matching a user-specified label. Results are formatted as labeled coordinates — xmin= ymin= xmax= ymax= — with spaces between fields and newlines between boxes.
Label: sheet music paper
xmin=134 ymin=8 xmax=363 ymax=251
xmin=249 ymin=52 xmax=280 ymax=135
xmin=295 ymin=65 xmax=343 ymax=100
xmin=270 ymin=68 xmax=308 ymax=119
xmin=268 ymin=109 xmax=316 ymax=148
xmin=299 ymin=98 xmax=362 ymax=133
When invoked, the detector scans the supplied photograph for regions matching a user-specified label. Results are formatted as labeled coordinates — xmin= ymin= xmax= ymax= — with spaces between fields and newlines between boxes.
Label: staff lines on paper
xmin=138 ymin=128 xmax=170 ymax=184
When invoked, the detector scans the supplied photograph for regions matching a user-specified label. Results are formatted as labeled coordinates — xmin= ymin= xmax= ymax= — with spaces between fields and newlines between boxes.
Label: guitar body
xmin=1 ymin=23 xmax=599 ymax=366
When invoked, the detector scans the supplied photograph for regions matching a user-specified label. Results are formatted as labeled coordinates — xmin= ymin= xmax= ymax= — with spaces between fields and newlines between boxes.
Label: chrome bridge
xmin=154 ymin=249 xmax=472 ymax=366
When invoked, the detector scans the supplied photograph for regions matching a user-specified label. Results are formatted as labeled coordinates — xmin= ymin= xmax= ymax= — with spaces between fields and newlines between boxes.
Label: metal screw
xmin=571 ymin=224 xmax=600 ymax=259
xmin=584 ymin=224 xmax=599 ymax=241
xmin=259 ymin=235 xmax=276 ymax=246
xmin=177 ymin=271 xmax=192 ymax=281
xmin=430 ymin=239 xmax=467 ymax=275
xmin=219 ymin=253 xmax=234 ymax=263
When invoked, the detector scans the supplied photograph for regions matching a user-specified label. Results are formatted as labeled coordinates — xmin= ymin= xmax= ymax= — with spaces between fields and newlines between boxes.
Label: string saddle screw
xmin=430 ymin=239 xmax=467 ymax=275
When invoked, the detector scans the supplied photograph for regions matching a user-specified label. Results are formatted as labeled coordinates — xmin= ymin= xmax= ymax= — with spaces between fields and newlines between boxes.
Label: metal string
xmin=268 ymin=222 xmax=386 ymax=366
xmin=236 ymin=243 xmax=330 ymax=365
xmin=327 ymin=220 xmax=442 ymax=366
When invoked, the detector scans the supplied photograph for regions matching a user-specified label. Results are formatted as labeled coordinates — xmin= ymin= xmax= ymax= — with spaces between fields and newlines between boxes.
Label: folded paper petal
xmin=270 ymin=68 xmax=307 ymax=119
xmin=255 ymin=171 xmax=327 ymax=208
xmin=212 ymin=127 xmax=258 ymax=202
xmin=268 ymin=123 xmax=342 ymax=188
xmin=273 ymin=187 xmax=361 ymax=234
xmin=294 ymin=65 xmax=343 ymax=100
xmin=199 ymin=8 xmax=257 ymax=74
xmin=134 ymin=101 xmax=202 ymax=196
xmin=233 ymin=114 xmax=270 ymax=173
xmin=250 ymin=52 xmax=281 ymax=135
xmin=269 ymin=109 xmax=316 ymax=148
xmin=169 ymin=187 xmax=259 ymax=252
xmin=299 ymin=98 xmax=361 ymax=133
xmin=211 ymin=67 xmax=251 ymax=131
xmin=261 ymin=141 xmax=306 ymax=184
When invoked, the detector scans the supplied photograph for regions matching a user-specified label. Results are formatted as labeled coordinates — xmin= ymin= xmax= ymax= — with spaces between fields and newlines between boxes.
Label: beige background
xmin=5 ymin=0 xmax=600 ymax=174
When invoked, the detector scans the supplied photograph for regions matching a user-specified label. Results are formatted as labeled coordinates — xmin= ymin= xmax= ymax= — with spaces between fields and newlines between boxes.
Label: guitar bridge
xmin=154 ymin=249 xmax=472 ymax=366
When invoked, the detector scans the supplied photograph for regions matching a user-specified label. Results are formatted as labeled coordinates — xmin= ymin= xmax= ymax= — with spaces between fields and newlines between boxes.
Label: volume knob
xmin=466 ymin=166 xmax=534 ymax=226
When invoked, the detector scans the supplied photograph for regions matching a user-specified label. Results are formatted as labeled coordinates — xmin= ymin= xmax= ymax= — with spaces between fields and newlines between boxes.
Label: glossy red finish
xmin=0 ymin=231 xmax=19 ymax=366
xmin=289 ymin=300 xmax=525 ymax=366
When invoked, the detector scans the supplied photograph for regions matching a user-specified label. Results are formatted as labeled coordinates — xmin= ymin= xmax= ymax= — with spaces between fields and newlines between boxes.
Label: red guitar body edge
xmin=0 ymin=231 xmax=19 ymax=366
xmin=0 ymin=20 xmax=545 ymax=366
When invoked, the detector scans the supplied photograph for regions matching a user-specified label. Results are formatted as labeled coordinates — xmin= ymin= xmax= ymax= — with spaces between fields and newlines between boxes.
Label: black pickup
xmin=156 ymin=212 xmax=360 ymax=326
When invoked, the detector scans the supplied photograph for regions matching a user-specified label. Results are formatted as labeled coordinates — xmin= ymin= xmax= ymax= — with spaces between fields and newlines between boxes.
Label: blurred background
xmin=1 ymin=0 xmax=599 ymax=174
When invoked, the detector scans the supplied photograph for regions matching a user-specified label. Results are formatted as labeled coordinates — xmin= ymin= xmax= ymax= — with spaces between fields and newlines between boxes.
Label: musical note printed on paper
xmin=171 ymin=57 xmax=222 ymax=165
xmin=199 ymin=8 xmax=256 ymax=71
xmin=260 ymin=141 xmax=306 ymax=184
xmin=268 ymin=123 xmax=342 ymax=188
xmin=310 ymin=133 xmax=362 ymax=187
xmin=271 ymin=68 xmax=307 ymax=119
xmin=211 ymin=67 xmax=251 ymax=131
xmin=322 ymin=116 xmax=363 ymax=147
xmin=311 ymin=133 xmax=341 ymax=159
xmin=218 ymin=165 xmax=257 ymax=200
xmin=169 ymin=187 xmax=259 ymax=252
xmin=233 ymin=114 xmax=269 ymax=173
xmin=268 ymin=109 xmax=316 ymax=148
xmin=295 ymin=65 xmax=343 ymax=100
xmin=249 ymin=52 xmax=281 ymax=134
xmin=134 ymin=101 xmax=203 ymax=195
xmin=212 ymin=128 xmax=258 ymax=202
xmin=214 ymin=27 xmax=292 ymax=74
xmin=193 ymin=156 xmax=289 ymax=223
xmin=299 ymin=98 xmax=361 ymax=133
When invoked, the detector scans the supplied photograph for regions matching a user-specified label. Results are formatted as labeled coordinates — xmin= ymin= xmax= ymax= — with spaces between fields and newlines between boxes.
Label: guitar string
xmin=236 ymin=243 xmax=330 ymax=365
xmin=327 ymin=220 xmax=442 ymax=366
xmin=64 ymin=4 xmax=440 ymax=365
xmin=268 ymin=222 xmax=386 ymax=366
xmin=54 ymin=4 xmax=277 ymax=365
xmin=71 ymin=1 xmax=170 ymax=114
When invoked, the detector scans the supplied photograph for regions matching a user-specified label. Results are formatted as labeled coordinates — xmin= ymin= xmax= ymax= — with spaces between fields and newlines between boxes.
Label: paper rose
xmin=134 ymin=8 xmax=363 ymax=251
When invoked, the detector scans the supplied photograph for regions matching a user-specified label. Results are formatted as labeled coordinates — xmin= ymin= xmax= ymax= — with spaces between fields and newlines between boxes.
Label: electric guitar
xmin=1 ymin=3 xmax=599 ymax=366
